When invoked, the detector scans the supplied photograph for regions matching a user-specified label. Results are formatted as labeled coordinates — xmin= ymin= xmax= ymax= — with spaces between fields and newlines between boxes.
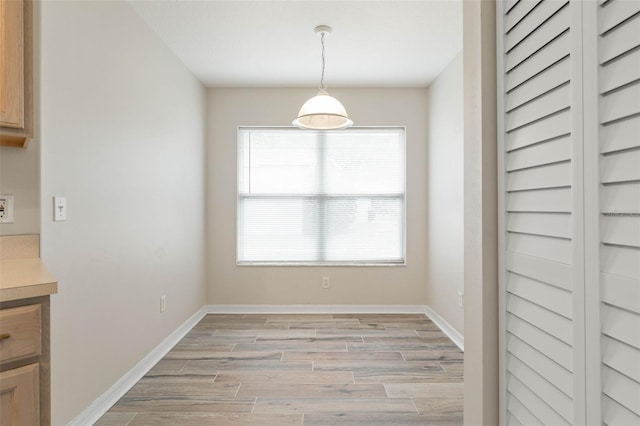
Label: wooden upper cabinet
xmin=0 ymin=0 xmax=32 ymax=148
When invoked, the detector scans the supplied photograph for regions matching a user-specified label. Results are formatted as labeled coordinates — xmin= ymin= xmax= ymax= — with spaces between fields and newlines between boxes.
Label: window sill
xmin=236 ymin=262 xmax=407 ymax=267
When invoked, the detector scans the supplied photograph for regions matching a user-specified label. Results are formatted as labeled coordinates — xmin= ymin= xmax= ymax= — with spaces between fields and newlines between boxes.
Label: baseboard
xmin=206 ymin=304 xmax=463 ymax=350
xmin=424 ymin=305 xmax=464 ymax=351
xmin=205 ymin=304 xmax=428 ymax=314
xmin=68 ymin=306 xmax=209 ymax=426
xmin=206 ymin=304 xmax=464 ymax=351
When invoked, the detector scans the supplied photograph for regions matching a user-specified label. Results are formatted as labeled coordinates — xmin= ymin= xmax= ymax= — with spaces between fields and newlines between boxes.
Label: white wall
xmin=207 ymin=88 xmax=428 ymax=305
xmin=39 ymin=2 xmax=207 ymax=424
xmin=425 ymin=52 xmax=464 ymax=335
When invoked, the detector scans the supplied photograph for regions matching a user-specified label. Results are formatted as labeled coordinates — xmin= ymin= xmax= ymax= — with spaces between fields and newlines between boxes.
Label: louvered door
xmin=584 ymin=0 xmax=640 ymax=425
xmin=498 ymin=1 xmax=584 ymax=425
xmin=499 ymin=0 xmax=640 ymax=425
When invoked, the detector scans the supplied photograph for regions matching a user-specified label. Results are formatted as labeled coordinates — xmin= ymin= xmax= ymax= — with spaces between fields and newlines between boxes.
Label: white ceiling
xmin=129 ymin=0 xmax=462 ymax=88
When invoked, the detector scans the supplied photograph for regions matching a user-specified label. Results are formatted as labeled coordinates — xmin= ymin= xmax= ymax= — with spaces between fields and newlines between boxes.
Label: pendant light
xmin=293 ymin=25 xmax=353 ymax=130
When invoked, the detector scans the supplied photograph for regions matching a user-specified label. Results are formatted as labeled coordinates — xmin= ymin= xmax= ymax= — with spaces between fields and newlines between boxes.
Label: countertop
xmin=0 ymin=258 xmax=58 ymax=302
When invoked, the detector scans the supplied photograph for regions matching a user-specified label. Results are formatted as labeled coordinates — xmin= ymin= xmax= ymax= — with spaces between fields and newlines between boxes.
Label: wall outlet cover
xmin=0 ymin=195 xmax=15 ymax=223
xmin=322 ymin=276 xmax=330 ymax=289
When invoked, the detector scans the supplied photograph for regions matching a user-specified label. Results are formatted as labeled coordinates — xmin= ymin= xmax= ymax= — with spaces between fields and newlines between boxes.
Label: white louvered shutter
xmin=584 ymin=0 xmax=640 ymax=424
xmin=498 ymin=1 xmax=584 ymax=424
xmin=499 ymin=1 xmax=640 ymax=425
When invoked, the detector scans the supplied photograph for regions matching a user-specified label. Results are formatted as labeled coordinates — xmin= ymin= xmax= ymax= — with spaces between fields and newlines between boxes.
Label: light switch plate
xmin=0 ymin=195 xmax=15 ymax=223
xmin=54 ymin=196 xmax=67 ymax=221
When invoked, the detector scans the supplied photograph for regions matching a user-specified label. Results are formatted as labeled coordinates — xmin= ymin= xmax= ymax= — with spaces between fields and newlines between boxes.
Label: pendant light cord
xmin=320 ymin=32 xmax=326 ymax=90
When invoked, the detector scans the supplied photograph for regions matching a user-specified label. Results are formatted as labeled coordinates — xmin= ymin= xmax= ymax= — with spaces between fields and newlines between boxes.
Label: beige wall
xmin=425 ymin=51 xmax=464 ymax=335
xmin=39 ymin=2 xmax=207 ymax=424
xmin=207 ymin=88 xmax=429 ymax=305
xmin=0 ymin=141 xmax=40 ymax=235
xmin=462 ymin=0 xmax=498 ymax=424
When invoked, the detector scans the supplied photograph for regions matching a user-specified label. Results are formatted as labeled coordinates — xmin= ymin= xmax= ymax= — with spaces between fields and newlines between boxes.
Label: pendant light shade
xmin=292 ymin=89 xmax=353 ymax=130
xmin=293 ymin=26 xmax=352 ymax=130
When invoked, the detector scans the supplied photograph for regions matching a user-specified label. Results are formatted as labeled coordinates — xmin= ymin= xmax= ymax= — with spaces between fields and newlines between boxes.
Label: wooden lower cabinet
xmin=0 ymin=297 xmax=50 ymax=425
xmin=0 ymin=363 xmax=39 ymax=425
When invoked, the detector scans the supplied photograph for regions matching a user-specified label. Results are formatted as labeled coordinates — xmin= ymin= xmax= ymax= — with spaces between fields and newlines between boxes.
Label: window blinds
xmin=237 ymin=127 xmax=405 ymax=264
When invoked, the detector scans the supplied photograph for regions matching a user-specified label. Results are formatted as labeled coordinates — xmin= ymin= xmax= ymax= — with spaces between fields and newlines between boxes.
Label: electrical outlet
xmin=457 ymin=291 xmax=464 ymax=309
xmin=160 ymin=295 xmax=167 ymax=313
xmin=322 ymin=276 xmax=330 ymax=289
xmin=0 ymin=195 xmax=15 ymax=223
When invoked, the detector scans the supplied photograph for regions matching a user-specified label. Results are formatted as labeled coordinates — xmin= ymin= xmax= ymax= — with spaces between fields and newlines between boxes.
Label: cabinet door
xmin=583 ymin=0 xmax=640 ymax=424
xmin=0 ymin=0 xmax=25 ymax=129
xmin=498 ymin=1 xmax=640 ymax=425
xmin=0 ymin=363 xmax=39 ymax=426
xmin=497 ymin=1 xmax=586 ymax=424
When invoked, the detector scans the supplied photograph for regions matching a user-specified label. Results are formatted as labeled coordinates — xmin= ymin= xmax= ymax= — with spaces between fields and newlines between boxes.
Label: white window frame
xmin=236 ymin=126 xmax=407 ymax=266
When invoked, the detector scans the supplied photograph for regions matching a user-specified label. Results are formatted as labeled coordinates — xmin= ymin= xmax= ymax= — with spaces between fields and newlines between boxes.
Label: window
xmin=237 ymin=127 xmax=405 ymax=265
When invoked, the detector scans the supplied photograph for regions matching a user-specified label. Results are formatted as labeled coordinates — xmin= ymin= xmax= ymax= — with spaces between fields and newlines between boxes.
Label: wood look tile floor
xmin=97 ymin=314 xmax=463 ymax=425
